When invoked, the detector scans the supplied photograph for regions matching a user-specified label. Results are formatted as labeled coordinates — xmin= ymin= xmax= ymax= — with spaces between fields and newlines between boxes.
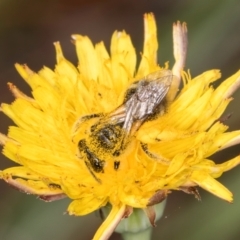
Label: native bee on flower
xmin=73 ymin=70 xmax=173 ymax=181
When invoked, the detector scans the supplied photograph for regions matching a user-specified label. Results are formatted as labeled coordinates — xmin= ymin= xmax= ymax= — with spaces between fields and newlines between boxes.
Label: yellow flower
xmin=1 ymin=13 xmax=240 ymax=240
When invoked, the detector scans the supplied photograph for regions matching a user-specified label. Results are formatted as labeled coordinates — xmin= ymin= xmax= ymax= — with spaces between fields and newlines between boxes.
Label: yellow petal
xmin=110 ymin=30 xmax=136 ymax=78
xmin=191 ymin=171 xmax=233 ymax=202
xmin=137 ymin=13 xmax=159 ymax=76
xmin=68 ymin=197 xmax=108 ymax=216
xmin=73 ymin=35 xmax=98 ymax=81
xmin=210 ymin=155 xmax=240 ymax=178
xmin=93 ymin=204 xmax=127 ymax=240
xmin=15 ymin=64 xmax=51 ymax=90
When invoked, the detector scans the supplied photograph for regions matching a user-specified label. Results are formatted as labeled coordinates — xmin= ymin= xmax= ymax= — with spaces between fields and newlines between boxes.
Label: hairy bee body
xmin=75 ymin=70 xmax=173 ymax=180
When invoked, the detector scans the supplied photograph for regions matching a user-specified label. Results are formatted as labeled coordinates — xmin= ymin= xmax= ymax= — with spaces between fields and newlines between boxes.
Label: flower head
xmin=1 ymin=13 xmax=240 ymax=240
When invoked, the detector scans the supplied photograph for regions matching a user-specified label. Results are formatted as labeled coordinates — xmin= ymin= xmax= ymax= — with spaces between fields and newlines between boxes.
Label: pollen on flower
xmin=1 ymin=13 xmax=240 ymax=240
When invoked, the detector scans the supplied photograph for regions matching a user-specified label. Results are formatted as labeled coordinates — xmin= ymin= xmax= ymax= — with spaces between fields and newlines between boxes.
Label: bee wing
xmin=106 ymin=70 xmax=173 ymax=146
xmin=123 ymin=70 xmax=173 ymax=134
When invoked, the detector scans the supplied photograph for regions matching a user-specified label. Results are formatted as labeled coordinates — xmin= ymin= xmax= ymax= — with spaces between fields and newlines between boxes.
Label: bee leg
xmin=141 ymin=142 xmax=159 ymax=159
xmin=114 ymin=161 xmax=120 ymax=170
xmin=72 ymin=113 xmax=103 ymax=136
xmin=140 ymin=142 xmax=169 ymax=164
xmin=84 ymin=161 xmax=102 ymax=183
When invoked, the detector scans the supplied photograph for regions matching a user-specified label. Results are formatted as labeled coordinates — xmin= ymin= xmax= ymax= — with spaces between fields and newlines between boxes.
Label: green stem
xmin=100 ymin=200 xmax=166 ymax=240
xmin=121 ymin=228 xmax=152 ymax=240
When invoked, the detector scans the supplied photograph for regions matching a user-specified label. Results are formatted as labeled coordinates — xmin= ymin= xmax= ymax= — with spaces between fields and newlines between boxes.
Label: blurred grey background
xmin=0 ymin=0 xmax=240 ymax=239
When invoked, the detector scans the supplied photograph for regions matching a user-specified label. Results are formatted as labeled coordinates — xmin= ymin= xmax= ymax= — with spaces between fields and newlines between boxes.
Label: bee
xmin=74 ymin=70 xmax=173 ymax=181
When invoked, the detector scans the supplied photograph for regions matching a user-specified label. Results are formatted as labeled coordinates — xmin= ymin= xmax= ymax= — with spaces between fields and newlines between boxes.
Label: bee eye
xmin=88 ymin=155 xmax=105 ymax=172
xmin=78 ymin=139 xmax=105 ymax=173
